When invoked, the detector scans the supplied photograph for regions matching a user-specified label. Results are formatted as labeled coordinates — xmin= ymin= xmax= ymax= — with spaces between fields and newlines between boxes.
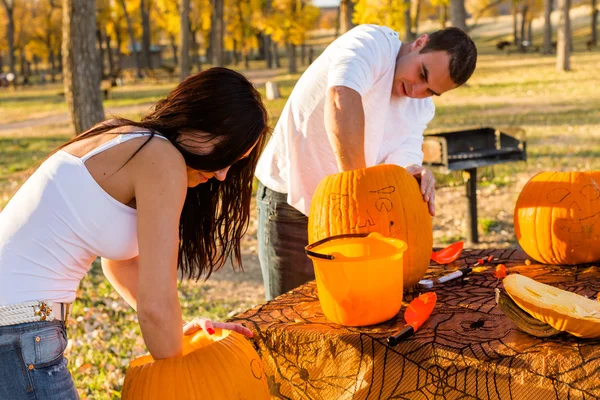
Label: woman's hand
xmin=404 ymin=164 xmax=436 ymax=217
xmin=183 ymin=317 xmax=254 ymax=338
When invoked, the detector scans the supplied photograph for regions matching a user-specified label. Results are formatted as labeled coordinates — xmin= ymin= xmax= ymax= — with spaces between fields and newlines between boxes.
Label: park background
xmin=0 ymin=0 xmax=599 ymax=397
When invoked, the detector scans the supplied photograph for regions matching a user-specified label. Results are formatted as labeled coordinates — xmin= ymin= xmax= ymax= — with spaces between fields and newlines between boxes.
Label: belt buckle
xmin=33 ymin=301 xmax=52 ymax=321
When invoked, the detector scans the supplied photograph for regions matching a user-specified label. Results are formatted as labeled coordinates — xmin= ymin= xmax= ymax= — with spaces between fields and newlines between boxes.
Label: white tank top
xmin=0 ymin=132 xmax=169 ymax=305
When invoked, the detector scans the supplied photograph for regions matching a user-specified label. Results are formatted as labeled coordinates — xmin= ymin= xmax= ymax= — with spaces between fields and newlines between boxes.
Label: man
xmin=255 ymin=24 xmax=477 ymax=300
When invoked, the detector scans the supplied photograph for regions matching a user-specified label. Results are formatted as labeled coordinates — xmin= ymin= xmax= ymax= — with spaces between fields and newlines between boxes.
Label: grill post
xmin=464 ymin=168 xmax=479 ymax=244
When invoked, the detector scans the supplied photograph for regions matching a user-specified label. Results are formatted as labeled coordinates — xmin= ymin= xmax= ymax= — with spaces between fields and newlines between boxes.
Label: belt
xmin=0 ymin=300 xmax=71 ymax=327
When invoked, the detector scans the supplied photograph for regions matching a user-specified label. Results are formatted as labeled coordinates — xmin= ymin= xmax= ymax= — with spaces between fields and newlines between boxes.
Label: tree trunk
xmin=140 ymin=0 xmax=152 ymax=70
xmin=272 ymin=42 xmax=281 ymax=68
xmin=339 ymin=0 xmax=355 ymax=33
xmin=557 ymin=0 xmax=571 ymax=71
xmin=105 ymin=31 xmax=116 ymax=84
xmin=212 ymin=0 xmax=224 ymax=66
xmin=191 ymin=27 xmax=202 ymax=71
xmin=404 ymin=0 xmax=412 ymax=41
xmin=520 ymin=5 xmax=528 ymax=46
xmin=170 ymin=34 xmax=178 ymax=66
xmin=414 ymin=0 xmax=422 ymax=37
xmin=96 ymin=27 xmax=106 ymax=78
xmin=62 ymin=0 xmax=105 ymax=135
xmin=450 ymin=0 xmax=467 ymax=31
xmin=592 ymin=0 xmax=598 ymax=47
xmin=287 ymin=43 xmax=297 ymax=73
xmin=527 ymin=18 xmax=533 ymax=43
xmin=179 ymin=0 xmax=191 ymax=80
xmin=543 ymin=0 xmax=553 ymax=53
xmin=118 ymin=0 xmax=143 ymax=79
xmin=301 ymin=43 xmax=306 ymax=65
xmin=1 ymin=0 xmax=16 ymax=75
xmin=439 ymin=4 xmax=448 ymax=28
xmin=49 ymin=51 xmax=57 ymax=82
xmin=512 ymin=2 xmax=519 ymax=44
xmin=115 ymin=26 xmax=123 ymax=71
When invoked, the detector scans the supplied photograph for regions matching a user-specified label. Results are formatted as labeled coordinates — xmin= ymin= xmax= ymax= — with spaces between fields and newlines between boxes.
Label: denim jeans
xmin=0 ymin=320 xmax=78 ymax=400
xmin=256 ymin=182 xmax=315 ymax=300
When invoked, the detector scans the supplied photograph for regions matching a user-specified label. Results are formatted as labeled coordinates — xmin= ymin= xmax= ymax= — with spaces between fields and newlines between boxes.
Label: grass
xmin=1 ymin=19 xmax=600 ymax=397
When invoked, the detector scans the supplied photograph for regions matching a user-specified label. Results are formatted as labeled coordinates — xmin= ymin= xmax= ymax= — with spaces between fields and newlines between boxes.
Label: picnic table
xmin=230 ymin=248 xmax=600 ymax=399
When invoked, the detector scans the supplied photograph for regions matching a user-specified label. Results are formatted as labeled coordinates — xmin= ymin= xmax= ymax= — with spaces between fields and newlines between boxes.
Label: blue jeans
xmin=0 ymin=320 xmax=78 ymax=400
xmin=256 ymin=182 xmax=315 ymax=300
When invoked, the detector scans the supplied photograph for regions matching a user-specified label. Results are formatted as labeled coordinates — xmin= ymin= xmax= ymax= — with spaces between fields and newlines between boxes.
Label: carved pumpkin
xmin=504 ymin=274 xmax=600 ymax=338
xmin=122 ymin=330 xmax=269 ymax=399
xmin=308 ymin=164 xmax=433 ymax=288
xmin=514 ymin=171 xmax=600 ymax=265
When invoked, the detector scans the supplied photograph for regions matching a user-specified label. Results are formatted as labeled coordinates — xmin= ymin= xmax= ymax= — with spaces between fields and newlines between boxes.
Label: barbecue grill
xmin=422 ymin=126 xmax=527 ymax=243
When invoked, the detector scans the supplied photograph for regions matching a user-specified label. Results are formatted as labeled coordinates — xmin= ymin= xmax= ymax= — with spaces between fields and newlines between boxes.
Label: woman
xmin=0 ymin=67 xmax=269 ymax=399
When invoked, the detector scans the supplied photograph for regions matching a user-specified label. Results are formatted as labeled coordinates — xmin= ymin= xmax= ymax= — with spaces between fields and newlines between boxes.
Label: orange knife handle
xmin=387 ymin=325 xmax=415 ymax=347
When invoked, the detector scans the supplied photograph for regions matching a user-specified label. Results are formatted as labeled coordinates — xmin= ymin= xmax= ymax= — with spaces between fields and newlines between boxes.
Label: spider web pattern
xmin=230 ymin=249 xmax=600 ymax=399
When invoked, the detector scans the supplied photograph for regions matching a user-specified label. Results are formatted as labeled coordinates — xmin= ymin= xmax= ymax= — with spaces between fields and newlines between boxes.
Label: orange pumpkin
xmin=308 ymin=164 xmax=433 ymax=288
xmin=514 ymin=171 xmax=600 ymax=265
xmin=122 ymin=329 xmax=270 ymax=399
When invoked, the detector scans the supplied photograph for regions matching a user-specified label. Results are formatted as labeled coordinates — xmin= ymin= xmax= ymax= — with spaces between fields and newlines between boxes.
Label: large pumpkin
xmin=514 ymin=171 xmax=600 ymax=265
xmin=504 ymin=274 xmax=600 ymax=338
xmin=122 ymin=329 xmax=270 ymax=399
xmin=308 ymin=164 xmax=433 ymax=288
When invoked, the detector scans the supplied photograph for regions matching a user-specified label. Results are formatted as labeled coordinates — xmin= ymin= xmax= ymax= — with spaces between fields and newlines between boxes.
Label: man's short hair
xmin=420 ymin=27 xmax=477 ymax=86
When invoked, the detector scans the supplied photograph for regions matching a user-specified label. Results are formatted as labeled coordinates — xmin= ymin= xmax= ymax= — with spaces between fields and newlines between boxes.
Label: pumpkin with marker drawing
xmin=514 ymin=171 xmax=600 ymax=265
xmin=308 ymin=164 xmax=433 ymax=288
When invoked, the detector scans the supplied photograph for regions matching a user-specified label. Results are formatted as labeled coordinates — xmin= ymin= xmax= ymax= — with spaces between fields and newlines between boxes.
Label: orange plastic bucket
xmin=305 ymin=232 xmax=407 ymax=326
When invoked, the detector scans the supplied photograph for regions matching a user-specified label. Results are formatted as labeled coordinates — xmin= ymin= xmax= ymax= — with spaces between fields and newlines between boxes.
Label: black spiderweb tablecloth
xmin=230 ymin=249 xmax=600 ymax=399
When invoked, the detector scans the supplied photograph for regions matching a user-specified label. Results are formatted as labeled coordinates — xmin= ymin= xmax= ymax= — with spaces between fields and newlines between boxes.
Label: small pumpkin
xmin=308 ymin=164 xmax=433 ymax=288
xmin=514 ymin=171 xmax=600 ymax=265
xmin=122 ymin=329 xmax=269 ymax=399
xmin=503 ymin=274 xmax=600 ymax=338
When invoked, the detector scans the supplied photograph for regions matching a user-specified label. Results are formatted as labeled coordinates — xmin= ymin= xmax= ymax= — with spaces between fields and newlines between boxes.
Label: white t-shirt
xmin=255 ymin=24 xmax=435 ymax=215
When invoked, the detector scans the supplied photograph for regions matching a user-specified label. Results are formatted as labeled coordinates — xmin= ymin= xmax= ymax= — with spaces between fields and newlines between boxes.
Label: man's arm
xmin=325 ymin=86 xmax=366 ymax=171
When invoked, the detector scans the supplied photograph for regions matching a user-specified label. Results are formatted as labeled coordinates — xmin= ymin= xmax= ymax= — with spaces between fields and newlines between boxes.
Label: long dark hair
xmin=50 ymin=67 xmax=269 ymax=280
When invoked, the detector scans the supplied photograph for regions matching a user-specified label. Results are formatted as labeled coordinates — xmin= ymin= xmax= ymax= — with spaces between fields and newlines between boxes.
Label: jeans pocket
xmin=271 ymin=201 xmax=307 ymax=222
xmin=0 ymin=340 xmax=35 ymax=396
xmin=21 ymin=323 xmax=68 ymax=368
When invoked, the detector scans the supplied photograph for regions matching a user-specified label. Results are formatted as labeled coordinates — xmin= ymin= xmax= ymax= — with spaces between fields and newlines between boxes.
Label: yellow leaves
xmin=353 ymin=0 xmax=408 ymax=33
xmin=262 ymin=0 xmax=319 ymax=45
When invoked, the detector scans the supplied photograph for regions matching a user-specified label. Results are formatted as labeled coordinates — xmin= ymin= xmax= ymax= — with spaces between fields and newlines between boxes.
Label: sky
xmin=313 ymin=0 xmax=340 ymax=8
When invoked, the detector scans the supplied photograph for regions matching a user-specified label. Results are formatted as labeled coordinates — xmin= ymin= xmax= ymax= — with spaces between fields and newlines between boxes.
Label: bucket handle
xmin=305 ymin=233 xmax=370 ymax=261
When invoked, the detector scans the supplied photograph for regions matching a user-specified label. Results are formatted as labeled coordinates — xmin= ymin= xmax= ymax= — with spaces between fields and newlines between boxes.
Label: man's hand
xmin=405 ymin=164 xmax=435 ymax=216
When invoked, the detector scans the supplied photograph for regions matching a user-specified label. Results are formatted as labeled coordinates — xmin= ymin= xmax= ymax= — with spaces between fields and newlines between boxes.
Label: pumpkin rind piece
xmin=503 ymin=274 xmax=600 ymax=338
xmin=308 ymin=165 xmax=433 ymax=288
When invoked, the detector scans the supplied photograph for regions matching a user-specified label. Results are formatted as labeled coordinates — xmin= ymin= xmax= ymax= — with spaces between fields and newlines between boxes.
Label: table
xmin=230 ymin=249 xmax=600 ymax=399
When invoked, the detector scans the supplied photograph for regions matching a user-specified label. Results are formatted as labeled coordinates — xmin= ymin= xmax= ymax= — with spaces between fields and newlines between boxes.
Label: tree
xmin=339 ymin=0 xmax=355 ymax=33
xmin=259 ymin=0 xmax=319 ymax=73
xmin=556 ymin=0 xmax=570 ymax=71
xmin=212 ymin=0 xmax=224 ymax=66
xmin=62 ymin=0 xmax=105 ymax=134
xmin=542 ymin=0 xmax=553 ymax=53
xmin=353 ymin=0 xmax=408 ymax=33
xmin=450 ymin=0 xmax=467 ymax=31
xmin=592 ymin=0 xmax=598 ymax=48
xmin=404 ymin=0 xmax=412 ymax=40
xmin=30 ymin=0 xmax=62 ymax=82
xmin=155 ymin=0 xmax=180 ymax=65
xmin=180 ymin=0 xmax=191 ymax=79
xmin=140 ymin=0 xmax=152 ymax=70
xmin=1 ymin=0 xmax=16 ymax=75
xmin=117 ymin=0 xmax=143 ymax=78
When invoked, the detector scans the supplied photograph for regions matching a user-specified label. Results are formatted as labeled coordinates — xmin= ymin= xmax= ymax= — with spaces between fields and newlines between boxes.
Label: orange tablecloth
xmin=230 ymin=249 xmax=600 ymax=399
